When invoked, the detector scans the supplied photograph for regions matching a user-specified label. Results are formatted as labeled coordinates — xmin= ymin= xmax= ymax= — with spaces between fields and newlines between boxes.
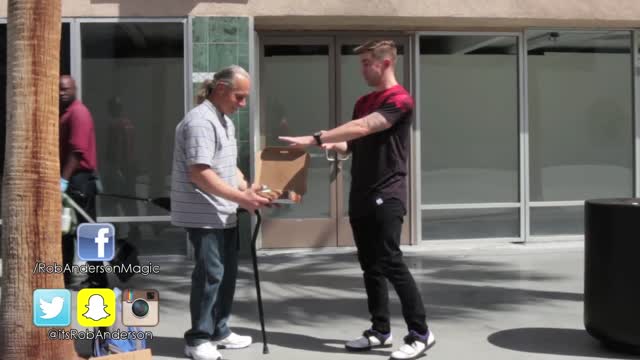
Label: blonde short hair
xmin=354 ymin=40 xmax=397 ymax=62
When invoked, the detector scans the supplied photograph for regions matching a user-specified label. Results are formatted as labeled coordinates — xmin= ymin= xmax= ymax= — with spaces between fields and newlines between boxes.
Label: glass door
xmin=259 ymin=36 xmax=339 ymax=248
xmin=259 ymin=34 xmax=414 ymax=248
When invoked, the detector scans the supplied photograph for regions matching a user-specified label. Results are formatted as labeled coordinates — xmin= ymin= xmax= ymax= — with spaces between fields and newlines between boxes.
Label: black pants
xmin=62 ymin=171 xmax=108 ymax=287
xmin=351 ymin=198 xmax=428 ymax=335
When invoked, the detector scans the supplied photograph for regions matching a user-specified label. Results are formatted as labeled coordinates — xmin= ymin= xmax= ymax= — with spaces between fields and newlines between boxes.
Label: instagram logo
xmin=122 ymin=289 xmax=159 ymax=327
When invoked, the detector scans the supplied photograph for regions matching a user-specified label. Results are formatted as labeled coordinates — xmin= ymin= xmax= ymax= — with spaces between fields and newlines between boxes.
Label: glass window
xmin=420 ymin=35 xmax=520 ymax=205
xmin=422 ymin=208 xmax=520 ymax=240
xmin=419 ymin=34 xmax=521 ymax=241
xmin=528 ymin=30 xmax=633 ymax=201
xmin=80 ymin=22 xmax=184 ymax=215
xmin=61 ymin=23 xmax=71 ymax=75
xmin=80 ymin=22 xmax=185 ymax=252
xmin=530 ymin=206 xmax=583 ymax=236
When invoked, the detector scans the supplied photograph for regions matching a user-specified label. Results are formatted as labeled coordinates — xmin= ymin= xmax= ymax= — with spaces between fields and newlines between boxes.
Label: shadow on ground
xmin=126 ymin=251 xmax=581 ymax=328
xmin=149 ymin=328 xmax=394 ymax=358
xmin=488 ymin=328 xmax=638 ymax=359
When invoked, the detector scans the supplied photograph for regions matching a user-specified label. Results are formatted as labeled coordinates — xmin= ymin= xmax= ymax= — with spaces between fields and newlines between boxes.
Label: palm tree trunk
xmin=1 ymin=0 xmax=78 ymax=359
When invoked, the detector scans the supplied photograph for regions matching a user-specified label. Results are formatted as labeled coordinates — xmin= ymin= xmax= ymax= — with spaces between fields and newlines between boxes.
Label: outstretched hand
xmin=278 ymin=135 xmax=315 ymax=148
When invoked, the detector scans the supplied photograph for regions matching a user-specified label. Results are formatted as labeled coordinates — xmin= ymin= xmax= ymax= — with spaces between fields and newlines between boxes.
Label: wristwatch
xmin=313 ymin=131 xmax=323 ymax=146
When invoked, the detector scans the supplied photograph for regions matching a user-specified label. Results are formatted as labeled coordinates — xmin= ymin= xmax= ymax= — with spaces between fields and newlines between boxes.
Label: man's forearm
xmin=61 ymin=153 xmax=81 ymax=180
xmin=320 ymin=121 xmax=368 ymax=144
xmin=320 ymin=112 xmax=392 ymax=144
xmin=236 ymin=168 xmax=249 ymax=191
xmin=190 ymin=166 xmax=245 ymax=204
xmin=279 ymin=113 xmax=391 ymax=148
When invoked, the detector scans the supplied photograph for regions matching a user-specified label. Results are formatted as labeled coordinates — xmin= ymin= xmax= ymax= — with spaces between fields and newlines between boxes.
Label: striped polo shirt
xmin=171 ymin=100 xmax=238 ymax=229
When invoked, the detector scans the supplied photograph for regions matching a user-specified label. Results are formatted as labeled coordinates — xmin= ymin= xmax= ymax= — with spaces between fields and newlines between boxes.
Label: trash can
xmin=584 ymin=198 xmax=640 ymax=354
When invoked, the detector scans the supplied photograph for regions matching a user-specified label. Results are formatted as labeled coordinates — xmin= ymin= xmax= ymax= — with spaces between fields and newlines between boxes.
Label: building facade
xmin=1 ymin=1 xmax=639 ymax=255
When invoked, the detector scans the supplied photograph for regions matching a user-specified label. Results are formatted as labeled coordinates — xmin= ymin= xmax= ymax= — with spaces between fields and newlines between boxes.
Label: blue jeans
xmin=184 ymin=227 xmax=238 ymax=346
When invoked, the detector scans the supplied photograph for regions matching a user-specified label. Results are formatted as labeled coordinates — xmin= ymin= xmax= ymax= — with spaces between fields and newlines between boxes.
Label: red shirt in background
xmin=59 ymin=99 xmax=97 ymax=172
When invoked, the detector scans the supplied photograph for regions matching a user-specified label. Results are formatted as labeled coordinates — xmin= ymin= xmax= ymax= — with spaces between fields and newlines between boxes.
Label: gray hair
xmin=195 ymin=65 xmax=249 ymax=105
xmin=210 ymin=65 xmax=249 ymax=91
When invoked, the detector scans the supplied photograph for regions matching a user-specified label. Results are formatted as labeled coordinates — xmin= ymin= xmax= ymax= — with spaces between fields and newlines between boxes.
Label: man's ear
xmin=214 ymin=83 xmax=224 ymax=95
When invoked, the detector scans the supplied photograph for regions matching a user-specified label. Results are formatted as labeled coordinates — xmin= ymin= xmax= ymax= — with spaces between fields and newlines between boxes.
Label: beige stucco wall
xmin=1 ymin=0 xmax=640 ymax=29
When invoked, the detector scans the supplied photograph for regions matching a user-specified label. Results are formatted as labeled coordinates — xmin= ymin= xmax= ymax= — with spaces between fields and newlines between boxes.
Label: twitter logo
xmin=33 ymin=289 xmax=71 ymax=327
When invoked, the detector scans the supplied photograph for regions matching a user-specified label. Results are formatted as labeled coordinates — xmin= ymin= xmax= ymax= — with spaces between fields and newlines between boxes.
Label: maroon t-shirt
xmin=59 ymin=100 xmax=97 ymax=172
xmin=347 ymin=84 xmax=414 ymax=218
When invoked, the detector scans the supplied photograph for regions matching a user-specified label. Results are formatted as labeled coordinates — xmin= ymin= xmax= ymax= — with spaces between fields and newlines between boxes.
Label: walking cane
xmin=250 ymin=210 xmax=269 ymax=354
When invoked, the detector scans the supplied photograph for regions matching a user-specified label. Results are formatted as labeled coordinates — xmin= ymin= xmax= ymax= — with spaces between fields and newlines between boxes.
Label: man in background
xmin=59 ymin=75 xmax=107 ymax=289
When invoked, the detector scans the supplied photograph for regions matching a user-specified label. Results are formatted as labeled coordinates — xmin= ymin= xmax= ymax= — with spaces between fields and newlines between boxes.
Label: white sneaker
xmin=213 ymin=332 xmax=252 ymax=349
xmin=345 ymin=329 xmax=393 ymax=351
xmin=184 ymin=342 xmax=222 ymax=360
xmin=390 ymin=330 xmax=435 ymax=360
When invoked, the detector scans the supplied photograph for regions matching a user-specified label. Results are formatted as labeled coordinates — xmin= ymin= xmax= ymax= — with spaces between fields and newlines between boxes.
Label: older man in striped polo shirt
xmin=171 ymin=65 xmax=270 ymax=360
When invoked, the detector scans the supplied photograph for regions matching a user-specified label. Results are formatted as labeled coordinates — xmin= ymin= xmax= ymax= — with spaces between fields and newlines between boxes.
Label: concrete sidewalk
xmin=65 ymin=240 xmax=638 ymax=359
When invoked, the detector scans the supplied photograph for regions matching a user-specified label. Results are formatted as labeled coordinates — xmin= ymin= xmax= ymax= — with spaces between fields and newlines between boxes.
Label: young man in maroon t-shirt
xmin=59 ymin=75 xmax=107 ymax=289
xmin=280 ymin=40 xmax=435 ymax=360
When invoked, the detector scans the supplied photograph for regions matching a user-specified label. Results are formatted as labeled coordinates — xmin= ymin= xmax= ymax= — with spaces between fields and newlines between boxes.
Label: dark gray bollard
xmin=584 ymin=198 xmax=640 ymax=354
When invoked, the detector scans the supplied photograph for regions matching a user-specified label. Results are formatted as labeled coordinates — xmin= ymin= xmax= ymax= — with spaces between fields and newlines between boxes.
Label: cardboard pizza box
xmin=254 ymin=147 xmax=310 ymax=204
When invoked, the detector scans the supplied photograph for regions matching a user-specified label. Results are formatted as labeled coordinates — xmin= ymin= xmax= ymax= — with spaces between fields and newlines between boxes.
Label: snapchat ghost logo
xmin=77 ymin=289 xmax=115 ymax=327
xmin=84 ymin=294 xmax=110 ymax=320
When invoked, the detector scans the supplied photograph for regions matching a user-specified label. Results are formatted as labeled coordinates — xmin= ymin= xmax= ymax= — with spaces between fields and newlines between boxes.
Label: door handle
xmin=325 ymin=149 xmax=337 ymax=162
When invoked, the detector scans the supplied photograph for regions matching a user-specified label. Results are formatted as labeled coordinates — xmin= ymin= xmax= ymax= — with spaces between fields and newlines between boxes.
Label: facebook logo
xmin=77 ymin=223 xmax=116 ymax=261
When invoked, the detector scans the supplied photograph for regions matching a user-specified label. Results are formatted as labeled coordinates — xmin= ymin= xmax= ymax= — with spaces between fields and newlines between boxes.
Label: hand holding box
xmin=254 ymin=147 xmax=310 ymax=204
